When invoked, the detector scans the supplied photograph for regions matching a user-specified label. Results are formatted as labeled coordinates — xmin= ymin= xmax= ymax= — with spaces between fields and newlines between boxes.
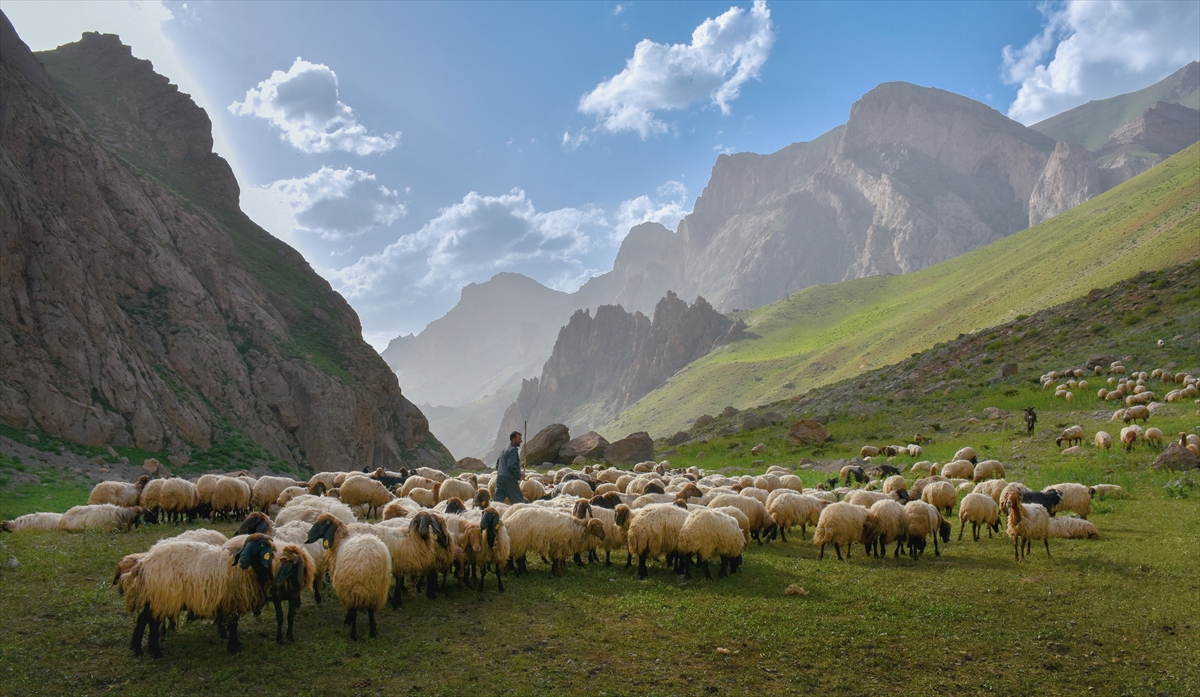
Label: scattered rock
xmin=1061 ymin=446 xmax=1083 ymax=456
xmin=996 ymin=362 xmax=1019 ymax=379
xmin=753 ymin=376 xmax=763 ymax=382
xmin=762 ymin=411 xmax=784 ymax=423
xmin=572 ymin=455 xmax=587 ymax=465
xmin=24 ymin=434 xmax=39 ymax=443
xmin=142 ymin=458 xmax=164 ymax=475
xmin=657 ymin=449 xmax=679 ymax=459
xmin=106 ymin=446 xmax=119 ymax=458
xmin=788 ymin=419 xmax=831 ymax=446
xmin=605 ymin=432 xmax=655 ymax=465
xmin=167 ymin=454 xmax=189 ymax=469
xmin=720 ymin=406 xmax=740 ymax=419
xmin=668 ymin=431 xmax=690 ymax=446
xmin=784 ymin=584 xmax=808 ymax=596
xmin=694 ymin=414 xmax=714 ymax=427
xmin=558 ymin=431 xmax=609 ymax=463
xmin=782 ymin=382 xmax=795 ymax=389
xmin=524 ymin=424 xmax=571 ymax=466
xmin=1154 ymin=443 xmax=1198 ymax=471
xmin=5 ymin=556 xmax=18 ymax=570
xmin=982 ymin=407 xmax=1010 ymax=420
xmin=456 ymin=457 xmax=488 ymax=472
xmin=741 ymin=414 xmax=765 ymax=431
xmin=716 ymin=647 xmax=731 ymax=655
xmin=967 ymin=417 xmax=980 ymax=424
xmin=98 ymin=467 xmax=109 ymax=474
xmin=751 ymin=460 xmax=764 ymax=467
xmin=751 ymin=443 xmax=768 ymax=455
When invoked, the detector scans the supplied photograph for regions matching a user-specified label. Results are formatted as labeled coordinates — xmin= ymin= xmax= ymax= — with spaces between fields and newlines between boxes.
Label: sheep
xmin=306 ymin=514 xmax=392 ymax=640
xmin=267 ymin=544 xmax=316 ymax=644
xmin=309 ymin=472 xmax=340 ymax=491
xmin=920 ymin=480 xmax=958 ymax=516
xmin=940 ymin=460 xmax=975 ymax=479
xmin=369 ymin=514 xmax=445 ymax=605
xmin=250 ymin=476 xmax=300 ymax=512
xmin=139 ymin=479 xmax=164 ymax=517
xmin=625 ymin=503 xmax=691 ymax=578
xmin=1043 ymin=483 xmax=1093 ymax=519
xmin=156 ymin=528 xmax=229 ymax=547
xmin=211 ymin=477 xmax=252 ymax=520
xmin=860 ymin=446 xmax=880 ymax=458
xmin=158 ymin=478 xmax=202 ymax=524
xmin=845 ymin=490 xmax=898 ymax=508
xmin=272 ymin=520 xmax=331 ymax=605
xmin=766 ymin=492 xmax=825 ymax=541
xmin=973 ymin=478 xmax=1009 ymax=503
xmin=277 ymin=485 xmax=315 ymax=508
xmin=559 ymin=479 xmax=595 ymax=499
xmin=907 ymin=444 xmax=923 ymax=457
xmin=862 ymin=499 xmax=908 ymax=558
xmin=840 ymin=465 xmax=867 ymax=487
xmin=953 ymin=447 xmax=977 ymax=464
xmin=972 ymin=460 xmax=1005 ymax=482
xmin=88 ymin=475 xmax=150 ymax=508
xmin=1091 ymin=484 xmax=1124 ymax=499
xmin=1120 ymin=426 xmax=1140 ymax=452
xmin=1144 ymin=427 xmax=1163 ymax=448
xmin=338 ymin=476 xmax=395 ymax=518
xmin=406 ymin=487 xmax=436 ymax=509
xmin=123 ymin=534 xmax=277 ymax=656
xmin=706 ymin=494 xmax=778 ymax=544
xmin=737 ymin=487 xmax=770 ymax=505
xmin=958 ymin=493 xmax=1000 ymax=541
xmin=2 ymin=512 xmax=63 ymax=532
xmin=415 ymin=467 xmax=447 ymax=483
xmin=277 ymin=494 xmax=357 ymax=526
xmin=1055 ymin=426 xmax=1084 ymax=448
xmin=678 ymin=508 xmax=746 ymax=579
xmin=1003 ymin=490 xmax=1051 ymax=561
xmin=438 ymin=477 xmax=476 ymax=503
xmin=777 ymin=474 xmax=805 ymax=492
xmin=58 ymin=504 xmax=149 ymax=532
xmin=882 ymin=475 xmax=908 ymax=496
xmin=813 ymin=502 xmax=867 ymax=560
xmin=1023 ymin=407 xmax=1038 ymax=434
xmin=399 ymin=476 xmax=436 ymax=497
xmin=1095 ymin=431 xmax=1112 ymax=450
xmin=470 ymin=507 xmax=511 ymax=592
xmin=1123 ymin=405 xmax=1151 ymax=423
xmin=1002 ymin=487 xmax=1061 ymax=515
xmin=518 ymin=478 xmax=546 ymax=502
xmin=903 ymin=500 xmax=949 ymax=559
xmin=1048 ymin=517 xmax=1100 ymax=539
xmin=504 ymin=506 xmax=605 ymax=576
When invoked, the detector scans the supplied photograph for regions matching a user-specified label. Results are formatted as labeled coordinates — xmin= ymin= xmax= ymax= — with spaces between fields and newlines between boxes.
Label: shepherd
xmin=495 ymin=430 xmax=526 ymax=504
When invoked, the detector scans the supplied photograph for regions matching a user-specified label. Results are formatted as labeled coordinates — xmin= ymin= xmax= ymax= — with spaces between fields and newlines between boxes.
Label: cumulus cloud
xmin=333 ymin=190 xmax=605 ymax=301
xmin=229 ymin=58 xmax=400 ymax=154
xmin=577 ymin=0 xmax=774 ymax=138
xmin=1002 ymin=1 xmax=1200 ymax=124
xmin=611 ymin=181 xmax=691 ymax=242
xmin=262 ymin=167 xmax=406 ymax=240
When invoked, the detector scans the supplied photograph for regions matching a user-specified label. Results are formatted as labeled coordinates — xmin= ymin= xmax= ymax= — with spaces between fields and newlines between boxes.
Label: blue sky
xmin=6 ymin=1 xmax=1199 ymax=347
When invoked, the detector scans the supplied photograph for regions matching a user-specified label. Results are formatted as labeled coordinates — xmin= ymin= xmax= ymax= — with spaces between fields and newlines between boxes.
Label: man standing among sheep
xmin=495 ymin=431 xmax=526 ymax=504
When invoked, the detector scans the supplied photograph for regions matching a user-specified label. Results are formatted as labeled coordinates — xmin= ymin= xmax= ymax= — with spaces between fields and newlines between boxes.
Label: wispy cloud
xmin=229 ymin=58 xmax=400 ymax=154
xmin=576 ymin=0 xmax=774 ymax=139
xmin=1002 ymin=0 xmax=1200 ymax=124
xmin=262 ymin=167 xmax=406 ymax=241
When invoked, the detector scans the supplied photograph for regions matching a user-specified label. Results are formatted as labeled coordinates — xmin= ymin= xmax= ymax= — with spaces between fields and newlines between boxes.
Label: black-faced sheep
xmin=306 ymin=515 xmax=392 ymax=640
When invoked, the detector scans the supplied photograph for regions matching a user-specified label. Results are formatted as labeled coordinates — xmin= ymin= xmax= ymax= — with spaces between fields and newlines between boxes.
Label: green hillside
xmin=1032 ymin=61 xmax=1199 ymax=150
xmin=603 ymin=143 xmax=1200 ymax=439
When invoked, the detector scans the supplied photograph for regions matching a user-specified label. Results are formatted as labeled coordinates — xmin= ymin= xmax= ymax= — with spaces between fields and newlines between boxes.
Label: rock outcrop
xmin=1029 ymin=141 xmax=1102 ymax=226
xmin=605 ymin=432 xmax=654 ymax=465
xmin=0 ymin=19 xmax=450 ymax=471
xmin=523 ymin=424 xmax=570 ymax=467
xmin=1095 ymin=101 xmax=1200 ymax=190
xmin=558 ymin=431 xmax=609 ymax=463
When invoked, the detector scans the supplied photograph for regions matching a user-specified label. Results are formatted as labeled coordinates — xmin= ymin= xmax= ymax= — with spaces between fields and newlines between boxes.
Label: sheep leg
xmin=779 ymin=527 xmax=788 ymax=543
xmin=638 ymin=551 xmax=649 ymax=578
xmin=834 ymin=544 xmax=843 ymax=561
xmin=286 ymin=598 xmax=298 ymax=642
xmin=894 ymin=539 xmax=902 ymax=558
xmin=573 ymin=552 xmax=584 ymax=567
xmin=225 ymin=616 xmax=242 ymax=654
xmin=958 ymin=520 xmax=965 ymax=541
xmin=605 ymin=549 xmax=612 ymax=567
xmin=682 ymin=554 xmax=691 ymax=580
xmin=131 ymin=604 xmax=151 ymax=657
xmin=818 ymin=543 xmax=825 ymax=560
xmin=313 ymin=576 xmax=324 ymax=605
xmin=368 ymin=609 xmax=377 ymax=638
xmin=933 ymin=535 xmax=940 ymax=557
xmin=215 ymin=609 xmax=227 ymax=639
xmin=495 ymin=566 xmax=505 ymax=593
xmin=625 ymin=552 xmax=633 ymax=569
xmin=425 ymin=570 xmax=439 ymax=600
xmin=391 ymin=575 xmax=404 ymax=608
xmin=1043 ymin=538 xmax=1051 ymax=558
xmin=1014 ymin=536 xmax=1020 ymax=561
xmin=274 ymin=599 xmax=285 ymax=644
xmin=701 ymin=560 xmax=712 ymax=581
xmin=800 ymin=525 xmax=806 ymax=540
xmin=477 ymin=563 xmax=488 ymax=594
xmin=147 ymin=617 xmax=163 ymax=659
xmin=346 ymin=609 xmax=359 ymax=641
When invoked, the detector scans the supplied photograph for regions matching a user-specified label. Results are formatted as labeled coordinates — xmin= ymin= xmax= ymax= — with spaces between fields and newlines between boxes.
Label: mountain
xmin=1032 ymin=62 xmax=1199 ymax=150
xmin=0 ymin=18 xmax=451 ymax=471
xmin=603 ymin=142 xmax=1200 ymax=439
xmin=487 ymin=292 xmax=735 ymax=460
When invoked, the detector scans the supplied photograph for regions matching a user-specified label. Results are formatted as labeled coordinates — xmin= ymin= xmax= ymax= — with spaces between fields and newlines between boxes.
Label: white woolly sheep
xmin=958 ymin=493 xmax=1000 ymax=541
xmin=339 ymin=476 xmax=395 ymax=518
xmin=1055 ymin=425 xmax=1084 ymax=448
xmin=972 ymin=460 xmax=1005 ymax=482
xmin=973 ymin=478 xmax=1008 ymax=503
xmin=903 ymin=500 xmax=947 ymax=559
xmin=156 ymin=478 xmax=201 ymax=524
xmin=1043 ymin=483 xmax=1093 ymax=519
xmin=1095 ymin=431 xmax=1112 ymax=450
xmin=767 ymin=492 xmax=824 ymax=541
xmin=1144 ymin=427 xmax=1163 ymax=448
xmin=367 ymin=514 xmax=445 ymax=605
xmin=504 ymin=506 xmax=605 ymax=576
xmin=860 ymin=445 xmax=880 ymax=458
xmin=306 ymin=514 xmax=392 ymax=639
xmin=59 ymin=504 xmax=147 ymax=532
xmin=707 ymin=494 xmax=778 ymax=544
xmin=813 ymin=502 xmax=867 ymax=560
xmin=777 ymin=474 xmax=805 ymax=492
xmin=250 ymin=476 xmax=300 ymax=512
xmin=941 ymin=460 xmax=975 ymax=479
xmin=754 ymin=474 xmax=783 ymax=492
xmin=1003 ymin=490 xmax=1051 ymax=561
xmin=862 ymin=499 xmax=908 ymax=558
xmin=518 ymin=478 xmax=547 ymax=502
xmin=2 ymin=512 xmax=63 ymax=532
xmin=954 ymin=447 xmax=977 ymax=463
xmin=625 ymin=503 xmax=690 ymax=578
xmin=1048 ymin=517 xmax=1099 ymax=539
xmin=921 ymin=480 xmax=958 ymax=516
xmin=139 ymin=479 xmax=164 ymax=515
xmin=845 ymin=489 xmax=898 ymax=508
xmin=559 ymin=479 xmax=594 ymax=499
xmin=89 ymin=475 xmax=150 ymax=508
xmin=882 ymin=475 xmax=908 ymax=495
xmin=1120 ymin=426 xmax=1141 ymax=451
xmin=678 ymin=508 xmax=745 ymax=579
xmin=1123 ymin=405 xmax=1151 ymax=423
xmin=277 ymin=494 xmax=357 ymax=526
xmin=438 ymin=478 xmax=476 ymax=503
xmin=211 ymin=477 xmax=252 ymax=520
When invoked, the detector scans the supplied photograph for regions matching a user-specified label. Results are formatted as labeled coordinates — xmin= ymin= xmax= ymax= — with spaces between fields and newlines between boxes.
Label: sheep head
xmin=444 ymin=498 xmax=466 ymax=515
xmin=236 ymin=534 xmax=276 ymax=585
xmin=480 ymin=508 xmax=501 ymax=549
xmin=571 ymin=500 xmax=592 ymax=520
xmin=461 ymin=525 xmax=482 ymax=553
xmin=643 ymin=481 xmax=665 ymax=495
xmin=613 ymin=504 xmax=631 ymax=528
xmin=305 ymin=515 xmax=340 ymax=550
xmin=938 ymin=518 xmax=952 ymax=543
xmin=236 ymin=511 xmax=272 ymax=536
xmin=274 ymin=545 xmax=315 ymax=596
xmin=584 ymin=518 xmax=606 ymax=541
xmin=473 ymin=489 xmax=492 ymax=509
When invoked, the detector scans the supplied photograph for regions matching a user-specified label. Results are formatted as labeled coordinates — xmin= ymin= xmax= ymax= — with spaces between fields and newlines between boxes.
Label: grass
xmin=0 ymin=455 xmax=92 ymax=520
xmin=604 ymin=143 xmax=1200 ymax=439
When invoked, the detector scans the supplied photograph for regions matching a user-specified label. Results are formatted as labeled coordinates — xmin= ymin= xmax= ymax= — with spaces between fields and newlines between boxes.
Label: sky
xmin=6 ymin=1 xmax=1199 ymax=349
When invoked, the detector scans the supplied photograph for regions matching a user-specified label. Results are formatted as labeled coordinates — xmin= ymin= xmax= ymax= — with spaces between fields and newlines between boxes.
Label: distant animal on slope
xmin=1024 ymin=407 xmax=1037 ymax=434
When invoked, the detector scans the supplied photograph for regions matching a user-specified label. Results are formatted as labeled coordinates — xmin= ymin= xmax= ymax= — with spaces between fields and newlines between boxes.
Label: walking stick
xmin=522 ymin=420 xmax=528 ymax=478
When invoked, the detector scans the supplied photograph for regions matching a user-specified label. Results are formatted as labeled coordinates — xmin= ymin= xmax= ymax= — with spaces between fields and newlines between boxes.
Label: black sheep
xmin=1024 ymin=407 xmax=1037 ymax=435
xmin=1018 ymin=489 xmax=1063 ymax=515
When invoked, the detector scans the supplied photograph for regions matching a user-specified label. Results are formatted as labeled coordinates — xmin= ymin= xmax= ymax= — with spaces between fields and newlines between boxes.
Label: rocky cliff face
xmin=487 ymin=293 xmax=732 ymax=459
xmin=1029 ymin=141 xmax=1103 ymax=226
xmin=0 ymin=19 xmax=450 ymax=471
xmin=1095 ymin=101 xmax=1200 ymax=190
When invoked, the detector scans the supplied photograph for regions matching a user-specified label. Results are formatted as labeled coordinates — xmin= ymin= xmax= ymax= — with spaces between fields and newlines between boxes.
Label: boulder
xmin=741 ymin=414 xmax=765 ymax=431
xmin=1154 ymin=443 xmax=1198 ymax=471
xmin=606 ymin=432 xmax=655 ymax=465
xmin=762 ymin=411 xmax=785 ymax=424
xmin=558 ymin=431 xmax=609 ymax=463
xmin=1061 ymin=446 xmax=1083 ymax=457
xmin=694 ymin=414 xmax=715 ymax=427
xmin=788 ymin=419 xmax=831 ymax=446
xmin=982 ymin=407 xmax=1010 ymax=420
xmin=456 ymin=457 xmax=487 ymax=472
xmin=572 ymin=455 xmax=587 ymax=465
xmin=668 ymin=431 xmax=690 ymax=446
xmin=751 ymin=443 xmax=768 ymax=455
xmin=142 ymin=458 xmax=164 ymax=475
xmin=720 ymin=406 xmax=740 ymax=419
xmin=167 ymin=454 xmax=189 ymax=469
xmin=523 ymin=424 xmax=570 ymax=468
xmin=996 ymin=363 xmax=1019 ymax=379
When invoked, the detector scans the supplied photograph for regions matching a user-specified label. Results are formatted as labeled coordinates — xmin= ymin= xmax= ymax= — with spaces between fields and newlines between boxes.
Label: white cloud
xmin=613 ymin=3 xmax=628 ymax=16
xmin=333 ymin=190 xmax=605 ymax=301
xmin=261 ymin=167 xmax=406 ymax=241
xmin=1002 ymin=1 xmax=1200 ymax=124
xmin=577 ymin=0 xmax=774 ymax=138
xmin=611 ymin=180 xmax=691 ymax=242
xmin=229 ymin=58 xmax=400 ymax=155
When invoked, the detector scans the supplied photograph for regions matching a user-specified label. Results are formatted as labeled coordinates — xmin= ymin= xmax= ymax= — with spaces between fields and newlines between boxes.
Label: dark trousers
xmin=495 ymin=477 xmax=526 ymax=504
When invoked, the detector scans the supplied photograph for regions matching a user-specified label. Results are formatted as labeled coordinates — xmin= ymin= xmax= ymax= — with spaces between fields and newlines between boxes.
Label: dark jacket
xmin=497 ymin=442 xmax=522 ymax=481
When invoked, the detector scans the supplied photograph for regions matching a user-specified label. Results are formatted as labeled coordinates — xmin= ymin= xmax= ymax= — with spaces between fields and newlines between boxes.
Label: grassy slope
xmin=1031 ymin=61 xmax=1200 ymax=150
xmin=605 ymin=143 xmax=1200 ymax=440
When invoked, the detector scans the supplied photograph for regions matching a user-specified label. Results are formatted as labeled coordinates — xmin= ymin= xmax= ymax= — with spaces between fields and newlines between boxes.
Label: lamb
xmin=58 ymin=504 xmax=150 ymax=532
xmin=1048 ymin=517 xmax=1100 ymax=539
xmin=578 ymin=504 xmax=631 ymax=566
xmin=920 ymin=480 xmax=958 ymax=516
xmin=1055 ymin=426 xmax=1084 ymax=448
xmin=306 ymin=514 xmax=392 ymax=640
xmin=267 ymin=543 xmax=316 ymax=644
xmin=940 ymin=460 xmax=975 ymax=479
xmin=1043 ymin=483 xmax=1093 ymax=519
xmin=903 ymin=500 xmax=949 ymax=559
xmin=123 ymin=534 xmax=277 ymax=656
xmin=338 ymin=476 xmax=395 ymax=518
xmin=88 ymin=475 xmax=150 ymax=508
xmin=504 ymin=506 xmax=605 ymax=576
xmin=766 ymin=492 xmax=825 ymax=541
xmin=957 ymin=493 xmax=1000 ymax=541
xmin=157 ymin=478 xmax=202 ymax=524
xmin=862 ymin=499 xmax=908 ymax=558
xmin=1095 ymin=431 xmax=1112 ymax=450
xmin=706 ymin=494 xmax=778 ymax=544
xmin=813 ymin=502 xmax=868 ymax=560
xmin=677 ymin=508 xmax=746 ymax=579
xmin=625 ymin=503 xmax=691 ymax=578
xmin=2 ymin=512 xmax=63 ymax=532
xmin=1002 ymin=490 xmax=1051 ymax=561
